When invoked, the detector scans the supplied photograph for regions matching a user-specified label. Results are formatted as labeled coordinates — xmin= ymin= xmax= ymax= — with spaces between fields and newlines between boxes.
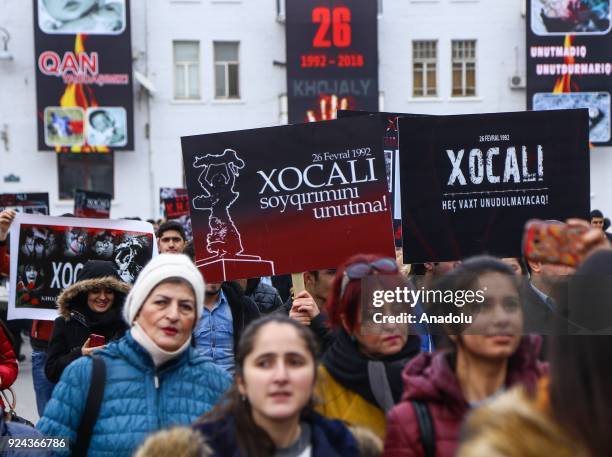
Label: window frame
xmin=451 ymin=40 xmax=477 ymax=97
xmin=173 ymin=40 xmax=201 ymax=100
xmin=213 ymin=41 xmax=240 ymax=100
xmin=57 ymin=152 xmax=115 ymax=200
xmin=412 ymin=40 xmax=438 ymax=98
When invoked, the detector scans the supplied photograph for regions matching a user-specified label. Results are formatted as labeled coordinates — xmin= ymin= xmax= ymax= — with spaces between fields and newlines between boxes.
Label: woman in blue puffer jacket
xmin=37 ymin=254 xmax=231 ymax=457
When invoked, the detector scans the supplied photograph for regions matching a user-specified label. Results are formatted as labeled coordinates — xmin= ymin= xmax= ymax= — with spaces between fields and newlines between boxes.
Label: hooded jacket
xmin=195 ymin=411 xmax=359 ymax=457
xmin=382 ymin=336 xmax=546 ymax=457
xmin=244 ymin=278 xmax=283 ymax=314
xmin=37 ymin=331 xmax=231 ymax=457
xmin=0 ymin=324 xmax=18 ymax=410
xmin=456 ymin=386 xmax=587 ymax=457
xmin=45 ymin=261 xmax=130 ymax=383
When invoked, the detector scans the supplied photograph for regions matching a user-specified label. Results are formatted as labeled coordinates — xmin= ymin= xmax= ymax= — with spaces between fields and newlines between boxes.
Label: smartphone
xmin=89 ymin=334 xmax=106 ymax=348
xmin=523 ymin=219 xmax=588 ymax=267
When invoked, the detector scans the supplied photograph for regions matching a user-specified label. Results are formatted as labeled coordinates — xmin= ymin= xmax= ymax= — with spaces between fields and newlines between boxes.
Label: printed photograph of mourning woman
xmin=531 ymin=0 xmax=611 ymax=35
xmin=14 ymin=223 xmax=153 ymax=310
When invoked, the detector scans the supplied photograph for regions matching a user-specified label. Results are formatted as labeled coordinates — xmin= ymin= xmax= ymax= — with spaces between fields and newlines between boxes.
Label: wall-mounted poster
xmin=286 ymin=0 xmax=379 ymax=123
xmin=527 ymin=0 xmax=612 ymax=145
xmin=33 ymin=0 xmax=134 ymax=152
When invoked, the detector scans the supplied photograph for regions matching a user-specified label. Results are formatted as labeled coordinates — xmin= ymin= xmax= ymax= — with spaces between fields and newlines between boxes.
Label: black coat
xmin=221 ymin=282 xmax=261 ymax=351
xmin=45 ymin=266 xmax=130 ymax=383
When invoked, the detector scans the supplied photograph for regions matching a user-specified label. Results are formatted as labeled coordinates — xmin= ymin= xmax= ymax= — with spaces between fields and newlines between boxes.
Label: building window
xmin=452 ymin=40 xmax=476 ymax=97
xmin=412 ymin=41 xmax=437 ymax=97
xmin=173 ymin=41 xmax=200 ymax=100
xmin=58 ymin=153 xmax=114 ymax=200
xmin=214 ymin=42 xmax=240 ymax=99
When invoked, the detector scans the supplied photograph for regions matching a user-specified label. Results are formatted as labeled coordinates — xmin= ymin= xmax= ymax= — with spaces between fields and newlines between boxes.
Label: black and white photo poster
xmin=8 ymin=213 xmax=156 ymax=320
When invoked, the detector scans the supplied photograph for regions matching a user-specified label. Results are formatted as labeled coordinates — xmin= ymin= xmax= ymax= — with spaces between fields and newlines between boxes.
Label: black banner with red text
xmin=33 ymin=0 xmax=134 ymax=152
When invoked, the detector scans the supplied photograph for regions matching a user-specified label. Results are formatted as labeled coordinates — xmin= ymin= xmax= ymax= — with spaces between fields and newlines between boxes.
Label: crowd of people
xmin=0 ymin=207 xmax=611 ymax=456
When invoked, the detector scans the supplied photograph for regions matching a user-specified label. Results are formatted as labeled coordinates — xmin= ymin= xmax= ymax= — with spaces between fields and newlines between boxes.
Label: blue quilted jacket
xmin=37 ymin=332 xmax=231 ymax=457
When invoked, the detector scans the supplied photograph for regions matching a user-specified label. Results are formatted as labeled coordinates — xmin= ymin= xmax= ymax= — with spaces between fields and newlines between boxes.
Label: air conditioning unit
xmin=509 ymin=75 xmax=526 ymax=89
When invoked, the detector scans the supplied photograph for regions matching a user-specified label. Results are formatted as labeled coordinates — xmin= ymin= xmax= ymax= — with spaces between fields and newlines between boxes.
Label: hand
xmin=306 ymin=94 xmax=349 ymax=122
xmin=566 ymin=218 xmax=611 ymax=263
xmin=289 ymin=291 xmax=320 ymax=326
xmin=81 ymin=338 xmax=106 ymax=356
xmin=0 ymin=210 xmax=16 ymax=242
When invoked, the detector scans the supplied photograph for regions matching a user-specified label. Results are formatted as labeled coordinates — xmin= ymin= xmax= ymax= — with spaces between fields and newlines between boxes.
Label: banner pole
xmin=291 ymin=272 xmax=305 ymax=296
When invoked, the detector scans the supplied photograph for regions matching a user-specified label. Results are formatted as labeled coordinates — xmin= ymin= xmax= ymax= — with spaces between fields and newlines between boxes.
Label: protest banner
xmin=8 ymin=213 xmax=156 ymax=320
xmin=399 ymin=109 xmax=590 ymax=263
xmin=0 ymin=193 xmax=50 ymax=215
xmin=181 ymin=116 xmax=395 ymax=283
xmin=33 ymin=0 xmax=134 ymax=152
xmin=159 ymin=188 xmax=192 ymax=241
xmin=74 ymin=189 xmax=111 ymax=218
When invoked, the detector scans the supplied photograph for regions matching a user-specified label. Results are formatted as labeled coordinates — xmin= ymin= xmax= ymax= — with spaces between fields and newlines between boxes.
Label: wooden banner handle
xmin=291 ymin=272 xmax=305 ymax=296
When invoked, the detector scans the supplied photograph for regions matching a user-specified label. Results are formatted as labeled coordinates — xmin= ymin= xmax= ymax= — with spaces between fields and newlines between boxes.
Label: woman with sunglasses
xmin=314 ymin=254 xmax=423 ymax=439
xmin=382 ymin=256 xmax=545 ymax=457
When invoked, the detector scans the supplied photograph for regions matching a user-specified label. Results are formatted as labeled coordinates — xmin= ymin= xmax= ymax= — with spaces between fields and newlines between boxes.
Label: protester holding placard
xmin=195 ymin=314 xmax=360 ymax=457
xmin=314 ymin=254 xmax=422 ymax=440
xmin=44 ymin=260 xmax=130 ymax=383
xmin=38 ymin=254 xmax=231 ymax=457
xmin=382 ymin=257 xmax=545 ymax=457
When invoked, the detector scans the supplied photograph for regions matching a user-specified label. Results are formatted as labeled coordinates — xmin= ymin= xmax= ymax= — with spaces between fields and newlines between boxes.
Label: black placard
xmin=399 ymin=110 xmax=590 ymax=263
xmin=527 ymin=0 xmax=612 ymax=145
xmin=286 ymin=0 xmax=379 ymax=124
xmin=33 ymin=0 xmax=134 ymax=152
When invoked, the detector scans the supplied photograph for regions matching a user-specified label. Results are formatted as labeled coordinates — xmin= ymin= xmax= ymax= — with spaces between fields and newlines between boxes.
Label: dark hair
xmin=89 ymin=109 xmax=111 ymax=125
xmin=590 ymin=209 xmax=604 ymax=219
xmin=325 ymin=253 xmax=403 ymax=333
xmin=429 ymin=255 xmax=519 ymax=338
xmin=604 ymin=217 xmax=610 ymax=231
xmin=549 ymin=336 xmax=612 ymax=457
xmin=200 ymin=315 xmax=319 ymax=457
xmin=157 ymin=221 xmax=186 ymax=241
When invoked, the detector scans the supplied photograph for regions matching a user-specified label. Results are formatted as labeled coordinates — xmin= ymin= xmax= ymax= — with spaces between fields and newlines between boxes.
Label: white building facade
xmin=1 ymin=0 xmax=610 ymax=218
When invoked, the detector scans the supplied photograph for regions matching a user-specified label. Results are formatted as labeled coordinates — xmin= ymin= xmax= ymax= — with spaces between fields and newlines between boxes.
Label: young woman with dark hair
xmin=314 ymin=254 xmax=423 ymax=439
xmin=457 ymin=249 xmax=612 ymax=457
xmin=383 ymin=256 xmax=546 ymax=457
xmin=195 ymin=314 xmax=359 ymax=457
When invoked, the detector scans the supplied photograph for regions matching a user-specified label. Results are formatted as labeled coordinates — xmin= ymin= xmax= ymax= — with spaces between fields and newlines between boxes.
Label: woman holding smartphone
xmin=45 ymin=260 xmax=130 ymax=383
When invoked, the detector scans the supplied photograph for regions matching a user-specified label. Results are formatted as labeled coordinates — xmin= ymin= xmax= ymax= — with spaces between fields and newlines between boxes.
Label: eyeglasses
xmin=339 ymin=257 xmax=399 ymax=299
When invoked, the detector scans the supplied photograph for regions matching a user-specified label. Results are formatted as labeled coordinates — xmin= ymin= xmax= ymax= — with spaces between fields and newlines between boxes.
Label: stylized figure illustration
xmin=192 ymin=149 xmax=246 ymax=259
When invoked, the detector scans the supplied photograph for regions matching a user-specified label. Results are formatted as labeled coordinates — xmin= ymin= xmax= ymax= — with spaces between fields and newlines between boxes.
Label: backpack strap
xmin=73 ymin=356 xmax=106 ymax=457
xmin=411 ymin=401 xmax=435 ymax=457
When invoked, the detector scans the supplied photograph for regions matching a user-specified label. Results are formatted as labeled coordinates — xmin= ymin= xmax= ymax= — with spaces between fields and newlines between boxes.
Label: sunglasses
xmin=339 ymin=257 xmax=399 ymax=299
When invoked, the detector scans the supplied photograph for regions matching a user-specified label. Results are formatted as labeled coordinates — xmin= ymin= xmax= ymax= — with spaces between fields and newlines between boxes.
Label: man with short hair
xmin=156 ymin=221 xmax=186 ymax=254
xmin=591 ymin=209 xmax=605 ymax=229
xmin=283 ymin=269 xmax=337 ymax=352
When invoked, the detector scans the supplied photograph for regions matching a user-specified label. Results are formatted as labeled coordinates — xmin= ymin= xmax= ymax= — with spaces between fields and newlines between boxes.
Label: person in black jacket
xmin=45 ymin=260 xmax=129 ymax=383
